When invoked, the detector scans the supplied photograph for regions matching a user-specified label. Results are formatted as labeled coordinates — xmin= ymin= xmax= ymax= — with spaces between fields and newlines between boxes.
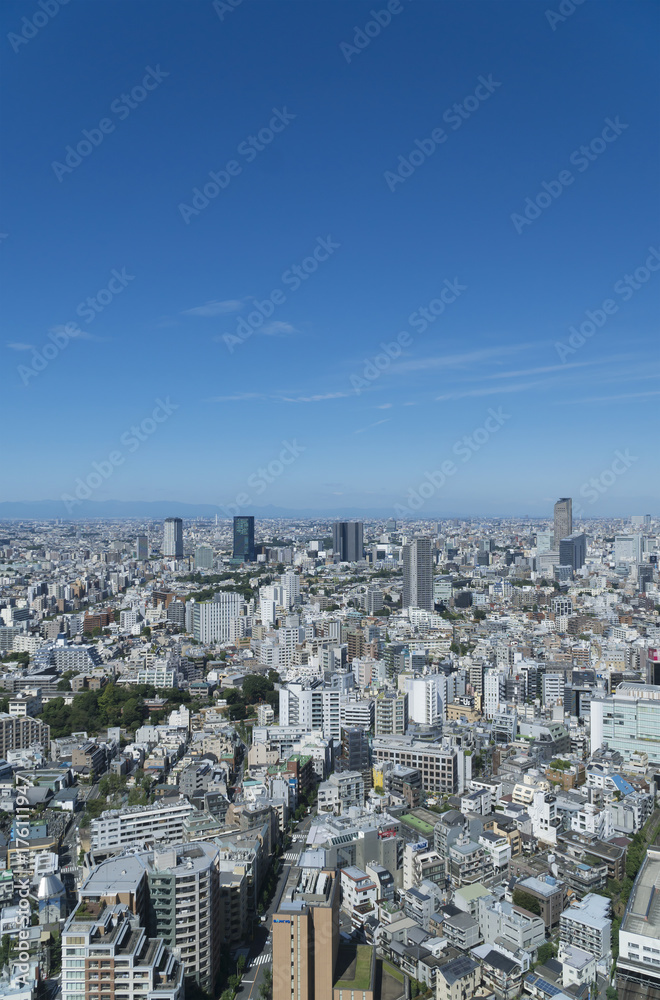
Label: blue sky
xmin=1 ymin=0 xmax=658 ymax=516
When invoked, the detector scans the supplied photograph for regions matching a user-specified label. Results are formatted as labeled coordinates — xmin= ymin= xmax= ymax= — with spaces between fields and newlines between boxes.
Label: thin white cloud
xmin=182 ymin=299 xmax=243 ymax=317
xmin=354 ymin=418 xmax=391 ymax=434
xmin=6 ymin=342 xmax=34 ymax=351
xmin=557 ymin=389 xmax=660 ymax=404
xmin=50 ymin=324 xmax=103 ymax=341
xmin=280 ymin=391 xmax=351 ymax=403
xmin=390 ymin=342 xmax=538 ymax=375
xmin=436 ymin=379 xmax=548 ymax=401
xmin=376 ymin=403 xmax=393 ymax=409
xmin=261 ymin=321 xmax=297 ymax=336
xmin=207 ymin=392 xmax=265 ymax=402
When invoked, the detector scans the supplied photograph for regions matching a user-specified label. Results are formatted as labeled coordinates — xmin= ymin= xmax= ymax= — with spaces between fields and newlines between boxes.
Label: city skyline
xmin=1 ymin=1 xmax=658 ymax=513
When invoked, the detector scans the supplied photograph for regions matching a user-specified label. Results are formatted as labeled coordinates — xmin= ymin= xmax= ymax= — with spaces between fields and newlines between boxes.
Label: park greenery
xmin=37 ymin=682 xmax=199 ymax=737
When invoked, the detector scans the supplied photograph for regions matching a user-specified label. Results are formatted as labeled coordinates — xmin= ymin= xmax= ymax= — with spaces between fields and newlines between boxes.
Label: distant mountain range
xmin=0 ymin=499 xmax=655 ymax=520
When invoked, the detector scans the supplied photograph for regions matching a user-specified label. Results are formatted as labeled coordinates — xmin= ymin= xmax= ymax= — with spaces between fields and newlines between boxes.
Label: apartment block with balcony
xmin=61 ymin=902 xmax=183 ymax=1000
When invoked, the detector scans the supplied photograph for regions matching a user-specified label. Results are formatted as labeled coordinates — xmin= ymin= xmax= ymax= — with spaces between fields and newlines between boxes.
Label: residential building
xmin=402 ymin=538 xmax=433 ymax=611
xmin=191 ymin=592 xmax=243 ymax=643
xmin=477 ymin=896 xmax=545 ymax=953
xmin=279 ymin=684 xmax=342 ymax=740
xmin=374 ymin=693 xmax=408 ymax=736
xmin=90 ymin=797 xmax=196 ymax=850
xmin=516 ymin=875 xmax=565 ymax=928
xmin=61 ymin=902 xmax=183 ymax=1000
xmin=0 ymin=714 xmax=50 ymax=758
xmin=436 ymin=956 xmax=481 ymax=1000
xmin=317 ymin=771 xmax=365 ymax=815
xmin=559 ymin=893 xmax=611 ymax=963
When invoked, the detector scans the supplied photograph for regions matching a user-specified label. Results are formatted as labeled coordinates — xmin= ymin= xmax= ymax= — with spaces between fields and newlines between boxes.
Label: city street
xmin=235 ymin=813 xmax=314 ymax=1000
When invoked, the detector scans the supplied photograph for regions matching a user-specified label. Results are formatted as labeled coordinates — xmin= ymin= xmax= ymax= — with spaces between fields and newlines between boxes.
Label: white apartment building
xmin=191 ymin=592 xmax=243 ymax=642
xmin=484 ymin=670 xmax=503 ymax=718
xmin=527 ymin=790 xmax=560 ymax=846
xmin=278 ymin=683 xmax=341 ymax=739
xmin=402 ymin=674 xmax=445 ymax=726
xmin=340 ymin=866 xmax=378 ymax=927
xmin=341 ymin=698 xmax=374 ymax=729
xmin=559 ymin=893 xmax=611 ymax=965
xmin=477 ymin=896 xmax=545 ymax=953
xmin=90 ymin=797 xmax=195 ymax=850
xmin=570 ymin=802 xmax=613 ymax=840
xmin=543 ymin=672 xmax=564 ymax=707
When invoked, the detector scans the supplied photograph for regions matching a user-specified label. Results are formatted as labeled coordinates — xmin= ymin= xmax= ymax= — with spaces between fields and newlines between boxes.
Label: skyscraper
xmin=559 ymin=532 xmax=587 ymax=572
xmin=136 ymin=534 xmax=148 ymax=560
xmin=332 ymin=521 xmax=363 ymax=562
xmin=163 ymin=517 xmax=183 ymax=558
xmin=553 ymin=498 xmax=572 ymax=545
xmin=402 ymin=537 xmax=433 ymax=610
xmin=233 ymin=515 xmax=255 ymax=562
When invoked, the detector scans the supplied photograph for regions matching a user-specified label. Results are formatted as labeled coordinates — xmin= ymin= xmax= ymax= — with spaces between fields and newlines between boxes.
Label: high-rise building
xmin=332 ymin=521 xmax=363 ymax=562
xmin=591 ymin=683 xmax=660 ymax=764
xmin=375 ymin=692 xmax=409 ymax=735
xmin=272 ymin=868 xmax=339 ymax=1000
xmin=192 ymin=592 xmax=243 ymax=643
xmin=340 ymin=726 xmax=371 ymax=787
xmin=233 ymin=515 xmax=255 ymax=562
xmin=402 ymin=537 xmax=433 ymax=610
xmin=553 ymin=498 xmax=572 ymax=546
xmin=194 ymin=544 xmax=214 ymax=570
xmin=559 ymin=532 xmax=587 ymax=572
xmin=163 ymin=517 xmax=183 ymax=558
xmin=136 ymin=534 xmax=148 ymax=560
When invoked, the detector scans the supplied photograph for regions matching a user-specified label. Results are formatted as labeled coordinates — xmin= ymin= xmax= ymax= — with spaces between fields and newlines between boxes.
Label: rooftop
xmin=622 ymin=849 xmax=660 ymax=941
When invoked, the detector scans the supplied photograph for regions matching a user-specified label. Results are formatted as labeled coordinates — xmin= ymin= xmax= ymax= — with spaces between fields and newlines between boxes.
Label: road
xmin=235 ymin=814 xmax=315 ymax=1000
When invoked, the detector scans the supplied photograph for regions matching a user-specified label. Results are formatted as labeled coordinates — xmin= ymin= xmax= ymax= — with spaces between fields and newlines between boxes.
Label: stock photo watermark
xmin=555 ymin=246 xmax=660 ymax=362
xmin=510 ymin=117 xmax=628 ymax=234
xmin=546 ymin=0 xmax=586 ymax=31
xmin=51 ymin=67 xmax=169 ymax=181
xmin=17 ymin=267 xmax=134 ymax=385
xmin=61 ymin=398 xmax=179 ymax=513
xmin=384 ymin=75 xmax=501 ymax=192
xmin=350 ymin=278 xmax=467 ymax=393
xmin=7 ymin=0 xmax=70 ymax=54
xmin=339 ymin=0 xmax=413 ymax=63
xmin=213 ymin=0 xmax=244 ymax=20
xmin=394 ymin=408 xmax=511 ymax=515
xmin=220 ymin=440 xmax=306 ymax=516
xmin=573 ymin=449 xmax=638 ymax=515
xmin=178 ymin=108 xmax=297 ymax=224
xmin=221 ymin=236 xmax=340 ymax=352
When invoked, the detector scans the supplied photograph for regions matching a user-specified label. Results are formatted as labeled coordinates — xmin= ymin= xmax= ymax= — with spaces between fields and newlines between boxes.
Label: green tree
xmin=512 ymin=889 xmax=541 ymax=916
